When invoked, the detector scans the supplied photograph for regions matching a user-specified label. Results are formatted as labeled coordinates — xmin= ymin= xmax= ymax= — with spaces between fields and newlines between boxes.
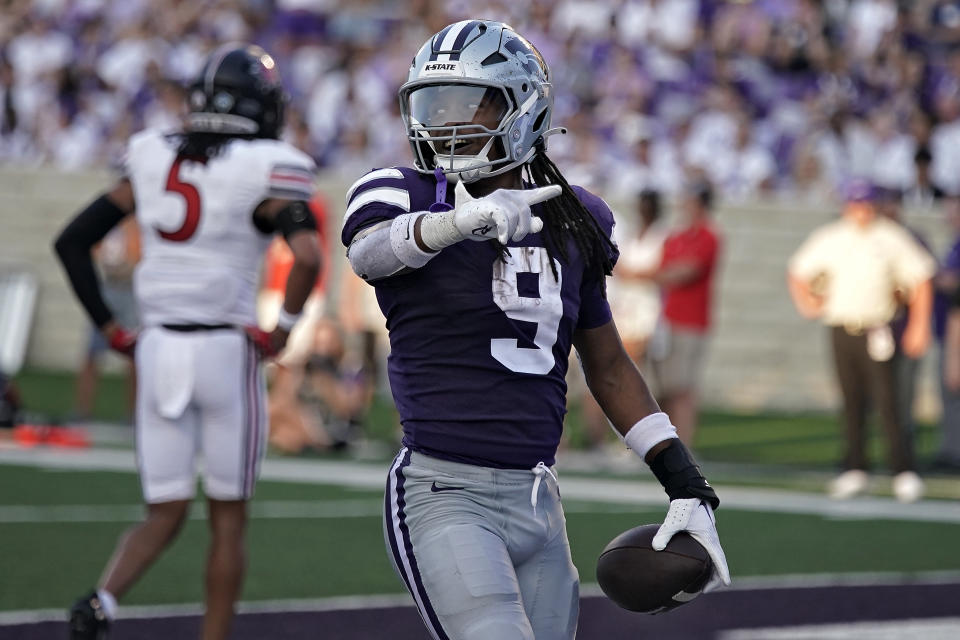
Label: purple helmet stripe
xmin=429 ymin=24 xmax=455 ymax=61
xmin=448 ymin=20 xmax=481 ymax=61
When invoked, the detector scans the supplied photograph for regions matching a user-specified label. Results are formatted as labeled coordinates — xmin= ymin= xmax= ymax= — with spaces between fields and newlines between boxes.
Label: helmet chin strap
xmin=458 ymin=146 xmax=539 ymax=183
xmin=453 ymin=119 xmax=564 ymax=183
xmin=448 ymin=135 xmax=496 ymax=183
xmin=434 ymin=118 xmax=563 ymax=184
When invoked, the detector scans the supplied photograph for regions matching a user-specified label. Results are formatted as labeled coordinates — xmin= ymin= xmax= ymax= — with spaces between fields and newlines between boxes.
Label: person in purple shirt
xmin=934 ymin=196 xmax=960 ymax=470
xmin=341 ymin=20 xmax=729 ymax=640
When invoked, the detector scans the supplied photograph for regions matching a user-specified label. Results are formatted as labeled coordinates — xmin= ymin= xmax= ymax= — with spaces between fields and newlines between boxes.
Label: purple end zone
xmin=1 ymin=608 xmax=428 ymax=640
xmin=6 ymin=583 xmax=960 ymax=639
xmin=579 ymin=582 xmax=960 ymax=637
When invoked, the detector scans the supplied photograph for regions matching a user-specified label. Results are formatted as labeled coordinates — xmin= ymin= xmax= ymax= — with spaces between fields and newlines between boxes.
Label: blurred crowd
xmin=6 ymin=0 xmax=960 ymax=476
xmin=3 ymin=0 xmax=960 ymax=203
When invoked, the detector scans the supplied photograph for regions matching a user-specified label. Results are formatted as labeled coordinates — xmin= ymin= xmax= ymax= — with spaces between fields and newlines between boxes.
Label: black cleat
xmin=69 ymin=591 xmax=110 ymax=639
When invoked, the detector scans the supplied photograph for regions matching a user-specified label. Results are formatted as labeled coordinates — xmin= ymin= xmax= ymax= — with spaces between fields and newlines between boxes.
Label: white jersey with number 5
xmin=126 ymin=129 xmax=315 ymax=328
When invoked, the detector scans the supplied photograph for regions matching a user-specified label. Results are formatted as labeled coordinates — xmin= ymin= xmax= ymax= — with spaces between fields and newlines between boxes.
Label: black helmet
xmin=186 ymin=44 xmax=285 ymax=139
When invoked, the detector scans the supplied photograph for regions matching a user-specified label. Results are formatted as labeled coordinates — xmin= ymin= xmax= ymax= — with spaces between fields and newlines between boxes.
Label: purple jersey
xmin=342 ymin=167 xmax=619 ymax=469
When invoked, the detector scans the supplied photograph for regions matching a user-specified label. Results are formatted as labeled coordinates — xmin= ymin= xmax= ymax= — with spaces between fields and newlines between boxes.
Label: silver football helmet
xmin=399 ymin=20 xmax=554 ymax=183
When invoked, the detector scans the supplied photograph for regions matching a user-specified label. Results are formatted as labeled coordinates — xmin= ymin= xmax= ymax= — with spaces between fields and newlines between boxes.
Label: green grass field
xmin=2 ymin=465 xmax=959 ymax=612
xmin=4 ymin=368 xmax=960 ymax=613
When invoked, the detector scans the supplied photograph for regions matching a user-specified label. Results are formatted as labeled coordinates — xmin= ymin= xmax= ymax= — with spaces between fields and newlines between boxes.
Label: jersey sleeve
xmin=341 ymin=167 xmax=413 ymax=246
xmin=890 ymin=227 xmax=937 ymax=291
xmin=788 ymin=227 xmax=831 ymax=281
xmin=572 ymin=186 xmax=620 ymax=330
xmin=121 ymin=129 xmax=164 ymax=180
xmin=265 ymin=146 xmax=317 ymax=201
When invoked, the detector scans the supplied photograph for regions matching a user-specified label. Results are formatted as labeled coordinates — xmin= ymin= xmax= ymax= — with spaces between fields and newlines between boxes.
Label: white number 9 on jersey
xmin=491 ymin=247 xmax=563 ymax=375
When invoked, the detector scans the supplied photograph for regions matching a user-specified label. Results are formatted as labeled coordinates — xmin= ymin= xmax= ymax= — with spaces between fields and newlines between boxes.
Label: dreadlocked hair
xmin=174 ymin=131 xmax=253 ymax=160
xmin=523 ymin=144 xmax=616 ymax=287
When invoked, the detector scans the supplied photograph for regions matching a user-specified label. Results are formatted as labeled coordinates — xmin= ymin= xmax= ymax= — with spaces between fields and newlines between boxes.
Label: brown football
xmin=596 ymin=524 xmax=712 ymax=614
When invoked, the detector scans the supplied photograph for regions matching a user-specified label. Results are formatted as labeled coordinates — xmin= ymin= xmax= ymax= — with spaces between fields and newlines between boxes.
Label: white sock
xmin=96 ymin=589 xmax=118 ymax=620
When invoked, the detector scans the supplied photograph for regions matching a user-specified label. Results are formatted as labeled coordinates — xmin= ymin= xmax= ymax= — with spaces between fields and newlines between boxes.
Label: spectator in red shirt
xmin=647 ymin=179 xmax=721 ymax=445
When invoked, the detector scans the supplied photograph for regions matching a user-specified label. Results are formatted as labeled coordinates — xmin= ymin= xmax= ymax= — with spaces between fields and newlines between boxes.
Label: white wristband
xmin=622 ymin=412 xmax=678 ymax=460
xmin=277 ymin=307 xmax=301 ymax=332
xmin=390 ymin=213 xmax=437 ymax=268
xmin=418 ymin=208 xmax=463 ymax=250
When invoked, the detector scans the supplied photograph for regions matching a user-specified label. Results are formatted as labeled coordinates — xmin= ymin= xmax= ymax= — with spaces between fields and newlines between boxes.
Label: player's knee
xmin=146 ymin=501 xmax=189 ymax=539
xmin=207 ymin=500 xmax=248 ymax=540
xmin=439 ymin=596 xmax=535 ymax=640
xmin=459 ymin=617 xmax=535 ymax=640
xmin=530 ymin=589 xmax=578 ymax=640
xmin=522 ymin=576 xmax=578 ymax=639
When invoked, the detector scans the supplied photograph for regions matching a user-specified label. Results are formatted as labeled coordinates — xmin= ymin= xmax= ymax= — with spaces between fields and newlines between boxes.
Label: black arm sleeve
xmin=53 ymin=195 xmax=130 ymax=328
xmin=274 ymin=201 xmax=317 ymax=240
xmin=648 ymin=439 xmax=720 ymax=510
xmin=252 ymin=201 xmax=317 ymax=238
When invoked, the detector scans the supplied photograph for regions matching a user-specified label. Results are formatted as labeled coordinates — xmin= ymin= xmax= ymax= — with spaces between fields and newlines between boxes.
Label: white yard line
xmin=0 ymin=499 xmax=641 ymax=524
xmin=720 ymin=618 xmax=960 ymax=640
xmin=2 ymin=447 xmax=960 ymax=524
xmin=0 ymin=594 xmax=417 ymax=626
xmin=0 ymin=500 xmax=382 ymax=523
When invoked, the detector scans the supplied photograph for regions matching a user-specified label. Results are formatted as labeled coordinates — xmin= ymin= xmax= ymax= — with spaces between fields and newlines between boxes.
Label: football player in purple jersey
xmin=342 ymin=20 xmax=730 ymax=640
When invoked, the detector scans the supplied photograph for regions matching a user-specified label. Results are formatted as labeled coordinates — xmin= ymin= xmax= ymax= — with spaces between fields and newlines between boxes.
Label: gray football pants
xmin=383 ymin=448 xmax=579 ymax=640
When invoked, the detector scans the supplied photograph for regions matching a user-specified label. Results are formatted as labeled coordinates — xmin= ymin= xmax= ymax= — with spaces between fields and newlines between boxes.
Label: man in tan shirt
xmin=788 ymin=180 xmax=936 ymax=502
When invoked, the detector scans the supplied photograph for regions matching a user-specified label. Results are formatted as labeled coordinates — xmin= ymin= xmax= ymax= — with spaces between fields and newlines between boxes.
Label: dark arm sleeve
xmin=53 ymin=195 xmax=130 ymax=328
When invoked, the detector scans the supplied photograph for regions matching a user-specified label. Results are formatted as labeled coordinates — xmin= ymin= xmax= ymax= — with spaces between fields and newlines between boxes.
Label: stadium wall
xmin=0 ymin=168 xmax=949 ymax=417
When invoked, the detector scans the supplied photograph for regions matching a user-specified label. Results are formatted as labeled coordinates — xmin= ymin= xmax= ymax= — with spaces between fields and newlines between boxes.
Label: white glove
xmin=652 ymin=498 xmax=731 ymax=593
xmin=419 ymin=185 xmax=561 ymax=249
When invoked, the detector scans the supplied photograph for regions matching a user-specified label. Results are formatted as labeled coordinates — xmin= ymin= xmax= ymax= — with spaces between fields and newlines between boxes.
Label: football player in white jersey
xmin=54 ymin=45 xmax=321 ymax=640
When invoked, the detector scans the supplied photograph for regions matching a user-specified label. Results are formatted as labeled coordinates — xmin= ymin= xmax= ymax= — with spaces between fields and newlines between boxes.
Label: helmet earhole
xmin=522 ymin=83 xmax=528 ymax=92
